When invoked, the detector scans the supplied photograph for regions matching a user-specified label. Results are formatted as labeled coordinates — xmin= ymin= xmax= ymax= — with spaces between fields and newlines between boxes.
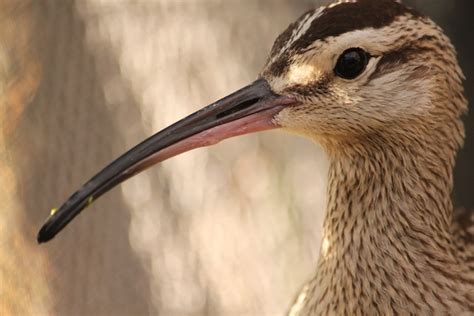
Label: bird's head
xmin=37 ymin=0 xmax=467 ymax=242
xmin=262 ymin=0 xmax=466 ymax=151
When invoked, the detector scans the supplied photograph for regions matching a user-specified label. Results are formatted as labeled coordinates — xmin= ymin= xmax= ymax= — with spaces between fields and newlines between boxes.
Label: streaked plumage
xmin=260 ymin=0 xmax=473 ymax=314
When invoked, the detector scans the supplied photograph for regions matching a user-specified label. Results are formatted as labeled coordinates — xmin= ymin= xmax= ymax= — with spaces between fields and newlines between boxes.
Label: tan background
xmin=1 ymin=0 xmax=472 ymax=315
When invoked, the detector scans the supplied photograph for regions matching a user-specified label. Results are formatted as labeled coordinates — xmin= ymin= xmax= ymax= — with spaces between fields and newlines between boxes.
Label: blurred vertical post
xmin=0 ymin=0 xmax=51 ymax=314
xmin=450 ymin=0 xmax=474 ymax=210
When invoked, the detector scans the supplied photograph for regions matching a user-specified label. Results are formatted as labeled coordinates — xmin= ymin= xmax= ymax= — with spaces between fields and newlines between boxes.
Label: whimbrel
xmin=38 ymin=0 xmax=474 ymax=314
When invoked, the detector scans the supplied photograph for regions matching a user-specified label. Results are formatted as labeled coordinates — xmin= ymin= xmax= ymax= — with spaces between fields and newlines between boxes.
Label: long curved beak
xmin=37 ymin=78 xmax=297 ymax=243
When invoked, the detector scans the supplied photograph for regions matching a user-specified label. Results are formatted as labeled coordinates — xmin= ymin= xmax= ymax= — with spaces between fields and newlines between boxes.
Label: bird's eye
xmin=334 ymin=48 xmax=370 ymax=80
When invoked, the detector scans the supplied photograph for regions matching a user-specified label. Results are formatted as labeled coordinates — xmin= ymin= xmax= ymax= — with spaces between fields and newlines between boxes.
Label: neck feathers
xmin=290 ymin=125 xmax=474 ymax=315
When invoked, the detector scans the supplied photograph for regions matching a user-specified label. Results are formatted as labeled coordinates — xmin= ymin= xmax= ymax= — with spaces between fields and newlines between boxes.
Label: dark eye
xmin=334 ymin=48 xmax=370 ymax=80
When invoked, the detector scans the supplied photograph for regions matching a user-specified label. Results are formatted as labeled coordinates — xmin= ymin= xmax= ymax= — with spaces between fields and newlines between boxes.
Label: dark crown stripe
xmin=292 ymin=0 xmax=422 ymax=52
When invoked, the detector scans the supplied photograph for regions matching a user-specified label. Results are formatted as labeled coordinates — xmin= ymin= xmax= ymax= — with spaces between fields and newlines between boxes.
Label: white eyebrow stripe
xmin=328 ymin=0 xmax=358 ymax=8
xmin=272 ymin=7 xmax=325 ymax=62
xmin=293 ymin=9 xmax=321 ymax=44
xmin=329 ymin=0 xmax=401 ymax=7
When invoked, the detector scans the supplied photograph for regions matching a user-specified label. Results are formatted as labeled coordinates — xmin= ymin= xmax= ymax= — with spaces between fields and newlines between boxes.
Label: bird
xmin=37 ymin=0 xmax=474 ymax=314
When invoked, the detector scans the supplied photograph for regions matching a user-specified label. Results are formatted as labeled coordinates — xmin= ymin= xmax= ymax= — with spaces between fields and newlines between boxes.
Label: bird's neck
xmin=290 ymin=130 xmax=474 ymax=314
xmin=324 ymin=136 xmax=457 ymax=258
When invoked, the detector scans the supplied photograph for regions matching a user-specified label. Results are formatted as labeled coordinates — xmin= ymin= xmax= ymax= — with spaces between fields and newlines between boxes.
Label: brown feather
xmin=260 ymin=0 xmax=473 ymax=314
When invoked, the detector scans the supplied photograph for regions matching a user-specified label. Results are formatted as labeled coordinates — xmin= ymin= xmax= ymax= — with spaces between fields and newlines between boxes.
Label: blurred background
xmin=1 ymin=0 xmax=472 ymax=315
